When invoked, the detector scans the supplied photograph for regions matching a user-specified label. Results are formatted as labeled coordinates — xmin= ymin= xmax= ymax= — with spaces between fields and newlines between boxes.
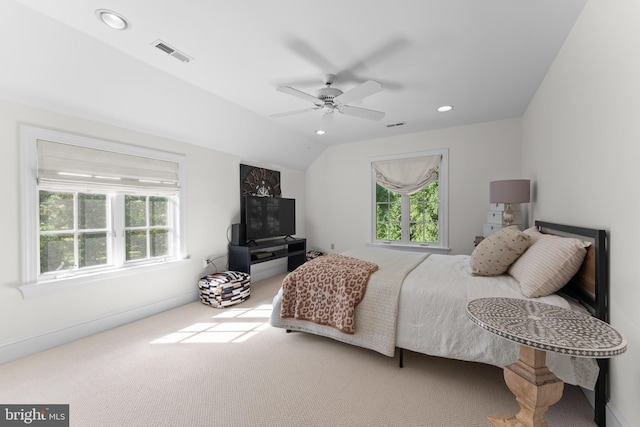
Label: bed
xmin=269 ymin=221 xmax=610 ymax=427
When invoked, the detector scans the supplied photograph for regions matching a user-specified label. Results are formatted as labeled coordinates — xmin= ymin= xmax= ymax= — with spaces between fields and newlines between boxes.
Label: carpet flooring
xmin=0 ymin=273 xmax=597 ymax=426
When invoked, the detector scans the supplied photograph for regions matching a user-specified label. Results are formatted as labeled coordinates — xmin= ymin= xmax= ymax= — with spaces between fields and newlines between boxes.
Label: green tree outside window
xmin=375 ymin=170 xmax=439 ymax=243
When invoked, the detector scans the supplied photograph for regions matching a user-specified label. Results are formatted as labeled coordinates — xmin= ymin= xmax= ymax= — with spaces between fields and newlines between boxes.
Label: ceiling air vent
xmin=386 ymin=122 xmax=406 ymax=128
xmin=152 ymin=39 xmax=193 ymax=63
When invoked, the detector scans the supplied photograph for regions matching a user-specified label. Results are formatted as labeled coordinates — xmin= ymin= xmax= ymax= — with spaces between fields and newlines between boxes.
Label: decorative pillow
xmin=508 ymin=230 xmax=591 ymax=297
xmin=522 ymin=226 xmax=546 ymax=243
xmin=470 ymin=226 xmax=531 ymax=276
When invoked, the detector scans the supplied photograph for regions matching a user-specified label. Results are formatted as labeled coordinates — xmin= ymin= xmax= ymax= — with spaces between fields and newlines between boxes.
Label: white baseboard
xmin=581 ymin=386 xmax=629 ymax=427
xmin=606 ymin=400 xmax=630 ymax=427
xmin=0 ymin=290 xmax=198 ymax=365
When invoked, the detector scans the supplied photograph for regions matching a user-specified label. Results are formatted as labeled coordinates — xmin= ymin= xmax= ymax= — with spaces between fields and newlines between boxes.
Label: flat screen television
xmin=243 ymin=196 xmax=296 ymax=242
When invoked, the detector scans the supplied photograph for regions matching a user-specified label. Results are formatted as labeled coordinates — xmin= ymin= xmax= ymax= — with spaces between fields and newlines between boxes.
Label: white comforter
xmin=396 ymin=253 xmax=598 ymax=389
xmin=271 ymin=248 xmax=599 ymax=389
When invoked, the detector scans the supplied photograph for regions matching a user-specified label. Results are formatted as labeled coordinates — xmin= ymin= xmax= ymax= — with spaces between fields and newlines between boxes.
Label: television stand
xmin=228 ymin=237 xmax=306 ymax=275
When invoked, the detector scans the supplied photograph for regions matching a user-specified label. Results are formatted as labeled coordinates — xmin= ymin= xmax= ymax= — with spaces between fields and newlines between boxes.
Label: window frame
xmin=368 ymin=149 xmax=449 ymax=252
xmin=20 ymin=125 xmax=188 ymax=297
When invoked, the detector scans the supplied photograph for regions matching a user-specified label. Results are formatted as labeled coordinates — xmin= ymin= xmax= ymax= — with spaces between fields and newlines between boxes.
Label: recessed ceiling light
xmin=437 ymin=105 xmax=453 ymax=112
xmin=315 ymin=130 xmax=326 ymax=135
xmin=95 ymin=9 xmax=130 ymax=30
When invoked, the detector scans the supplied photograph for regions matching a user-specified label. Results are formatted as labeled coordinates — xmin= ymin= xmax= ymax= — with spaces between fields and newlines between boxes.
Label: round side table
xmin=466 ymin=297 xmax=626 ymax=427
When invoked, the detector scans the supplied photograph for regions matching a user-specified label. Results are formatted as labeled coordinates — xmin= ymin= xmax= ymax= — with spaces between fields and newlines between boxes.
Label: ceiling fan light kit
xmin=272 ymin=74 xmax=385 ymax=122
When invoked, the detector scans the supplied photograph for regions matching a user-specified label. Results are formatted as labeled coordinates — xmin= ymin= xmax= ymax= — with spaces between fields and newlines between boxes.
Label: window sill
xmin=19 ymin=258 xmax=192 ymax=299
xmin=368 ymin=242 xmax=451 ymax=254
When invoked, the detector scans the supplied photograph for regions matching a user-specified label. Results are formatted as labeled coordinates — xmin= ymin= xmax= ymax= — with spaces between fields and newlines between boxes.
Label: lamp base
xmin=502 ymin=203 xmax=515 ymax=226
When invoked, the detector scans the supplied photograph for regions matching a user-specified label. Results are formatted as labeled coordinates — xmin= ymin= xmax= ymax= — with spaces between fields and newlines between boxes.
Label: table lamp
xmin=489 ymin=179 xmax=530 ymax=226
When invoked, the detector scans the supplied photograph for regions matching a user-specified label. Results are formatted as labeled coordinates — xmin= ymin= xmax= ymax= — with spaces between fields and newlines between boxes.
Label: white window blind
xmin=372 ymin=154 xmax=442 ymax=195
xmin=37 ymin=140 xmax=180 ymax=190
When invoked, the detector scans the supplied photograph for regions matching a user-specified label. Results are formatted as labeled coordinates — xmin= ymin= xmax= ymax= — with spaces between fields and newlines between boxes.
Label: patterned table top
xmin=466 ymin=297 xmax=627 ymax=358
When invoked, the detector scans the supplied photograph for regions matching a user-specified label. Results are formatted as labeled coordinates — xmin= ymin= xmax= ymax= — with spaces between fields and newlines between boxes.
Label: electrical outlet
xmin=331 ymin=243 xmax=335 ymax=250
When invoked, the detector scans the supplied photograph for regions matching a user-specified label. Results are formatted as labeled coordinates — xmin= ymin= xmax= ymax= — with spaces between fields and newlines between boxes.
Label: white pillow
xmin=508 ymin=228 xmax=590 ymax=297
xmin=522 ymin=226 xmax=546 ymax=243
xmin=470 ymin=226 xmax=530 ymax=276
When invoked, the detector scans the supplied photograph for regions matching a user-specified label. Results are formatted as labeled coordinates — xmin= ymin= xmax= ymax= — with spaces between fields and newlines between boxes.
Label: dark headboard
xmin=534 ymin=221 xmax=609 ymax=427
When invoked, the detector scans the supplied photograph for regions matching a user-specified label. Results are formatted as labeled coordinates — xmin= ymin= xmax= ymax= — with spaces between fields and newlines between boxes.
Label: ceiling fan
xmin=271 ymin=74 xmax=385 ymax=122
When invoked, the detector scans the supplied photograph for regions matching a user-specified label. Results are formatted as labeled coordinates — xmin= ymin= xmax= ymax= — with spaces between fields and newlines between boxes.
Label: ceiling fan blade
xmin=333 ymin=80 xmax=383 ymax=106
xmin=338 ymin=37 xmax=409 ymax=80
xmin=270 ymin=107 xmax=319 ymax=118
xmin=282 ymin=37 xmax=406 ymax=90
xmin=276 ymin=86 xmax=323 ymax=106
xmin=339 ymin=105 xmax=385 ymax=121
xmin=284 ymin=38 xmax=338 ymax=74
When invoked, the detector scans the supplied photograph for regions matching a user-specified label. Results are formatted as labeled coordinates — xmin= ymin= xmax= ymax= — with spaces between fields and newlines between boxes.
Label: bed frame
xmin=536 ymin=221 xmax=609 ymax=427
xmin=397 ymin=221 xmax=609 ymax=427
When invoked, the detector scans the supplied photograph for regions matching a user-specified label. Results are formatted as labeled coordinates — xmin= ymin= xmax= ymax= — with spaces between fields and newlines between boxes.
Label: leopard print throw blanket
xmin=280 ymin=254 xmax=379 ymax=334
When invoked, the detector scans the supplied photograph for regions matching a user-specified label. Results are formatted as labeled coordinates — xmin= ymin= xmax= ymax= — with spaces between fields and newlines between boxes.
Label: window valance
xmin=372 ymin=154 xmax=442 ymax=195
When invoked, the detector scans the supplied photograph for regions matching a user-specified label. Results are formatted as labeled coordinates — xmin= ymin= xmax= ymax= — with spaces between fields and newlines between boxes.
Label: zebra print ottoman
xmin=198 ymin=271 xmax=251 ymax=308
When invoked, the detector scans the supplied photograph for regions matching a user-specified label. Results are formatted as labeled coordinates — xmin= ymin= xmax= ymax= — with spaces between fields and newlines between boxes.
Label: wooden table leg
xmin=488 ymin=345 xmax=564 ymax=427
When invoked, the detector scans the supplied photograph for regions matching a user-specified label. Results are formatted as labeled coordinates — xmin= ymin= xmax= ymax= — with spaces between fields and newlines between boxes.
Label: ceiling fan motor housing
xmin=316 ymin=86 xmax=343 ymax=102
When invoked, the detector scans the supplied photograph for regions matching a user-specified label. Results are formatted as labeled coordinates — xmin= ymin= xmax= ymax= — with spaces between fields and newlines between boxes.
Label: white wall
xmin=0 ymin=99 xmax=305 ymax=362
xmin=522 ymin=1 xmax=640 ymax=425
xmin=305 ymin=118 xmax=523 ymax=256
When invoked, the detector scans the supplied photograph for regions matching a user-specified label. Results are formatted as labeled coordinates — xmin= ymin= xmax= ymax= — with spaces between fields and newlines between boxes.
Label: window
xmin=124 ymin=195 xmax=173 ymax=262
xmin=375 ymin=180 xmax=440 ymax=242
xmin=370 ymin=149 xmax=448 ymax=250
xmin=20 ymin=125 xmax=187 ymax=290
xmin=39 ymin=191 xmax=109 ymax=274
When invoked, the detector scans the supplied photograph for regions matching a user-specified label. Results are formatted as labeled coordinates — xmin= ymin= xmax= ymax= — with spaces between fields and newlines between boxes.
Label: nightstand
xmin=483 ymin=203 xmax=522 ymax=237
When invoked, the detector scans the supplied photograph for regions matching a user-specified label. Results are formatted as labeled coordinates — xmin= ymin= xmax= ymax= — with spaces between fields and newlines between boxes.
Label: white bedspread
xmin=271 ymin=248 xmax=599 ymax=389
xmin=397 ymin=254 xmax=598 ymax=389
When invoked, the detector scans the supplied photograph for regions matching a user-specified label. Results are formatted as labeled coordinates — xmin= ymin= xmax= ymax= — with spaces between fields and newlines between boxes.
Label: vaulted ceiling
xmin=3 ymin=0 xmax=586 ymax=170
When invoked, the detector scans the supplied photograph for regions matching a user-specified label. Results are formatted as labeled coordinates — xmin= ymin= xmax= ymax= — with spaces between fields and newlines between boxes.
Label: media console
xmin=228 ymin=238 xmax=306 ymax=275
